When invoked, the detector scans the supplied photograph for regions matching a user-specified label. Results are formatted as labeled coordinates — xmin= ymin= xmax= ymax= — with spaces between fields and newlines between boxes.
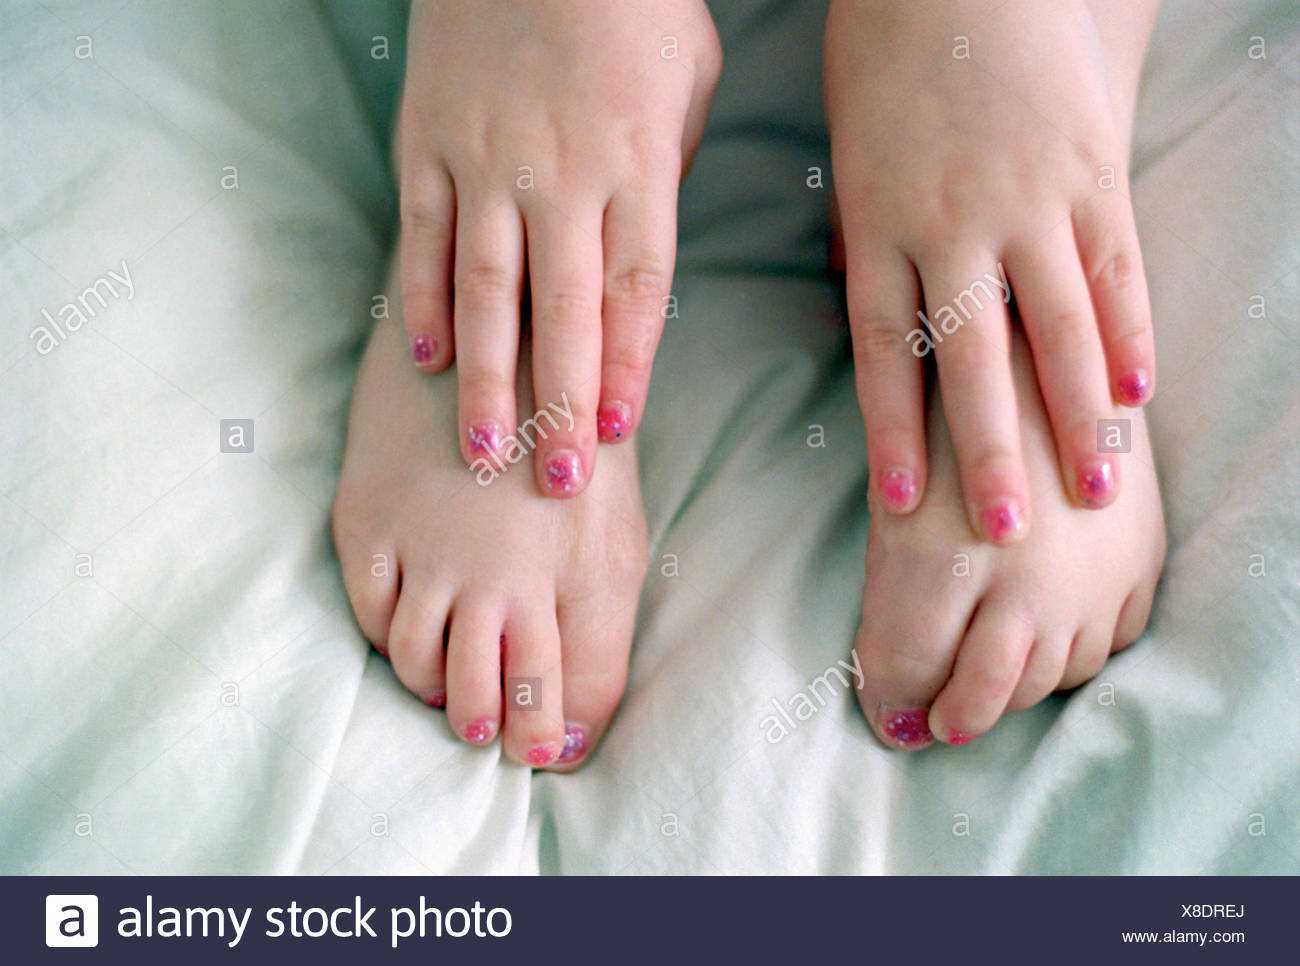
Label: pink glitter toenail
xmin=1118 ymin=370 xmax=1149 ymax=406
xmin=464 ymin=718 xmax=495 ymax=744
xmin=423 ymin=690 xmax=446 ymax=708
xmin=882 ymin=709 xmax=933 ymax=746
xmin=467 ymin=421 xmax=501 ymax=456
xmin=597 ymin=402 xmax=632 ymax=442
xmin=527 ymin=744 xmax=558 ymax=766
xmin=412 ymin=334 xmax=435 ymax=365
xmin=981 ymin=499 xmax=1024 ymax=542
xmin=1078 ymin=461 xmax=1116 ymax=506
xmin=947 ymin=730 xmax=974 ymax=746
xmin=558 ymin=724 xmax=588 ymax=763
xmin=374 ymin=643 xmax=390 ymax=659
xmin=544 ymin=451 xmax=584 ymax=494
xmin=880 ymin=469 xmax=918 ymax=511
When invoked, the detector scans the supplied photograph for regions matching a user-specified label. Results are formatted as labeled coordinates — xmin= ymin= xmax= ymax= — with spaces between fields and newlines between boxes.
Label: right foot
xmin=332 ymin=272 xmax=648 ymax=770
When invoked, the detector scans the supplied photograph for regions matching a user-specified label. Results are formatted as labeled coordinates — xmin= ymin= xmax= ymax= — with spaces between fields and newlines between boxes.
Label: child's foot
xmin=332 ymin=276 xmax=648 ymax=769
xmin=854 ymin=328 xmax=1166 ymax=748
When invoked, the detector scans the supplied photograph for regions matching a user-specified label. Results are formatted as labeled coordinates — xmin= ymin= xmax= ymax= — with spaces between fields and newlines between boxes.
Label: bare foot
xmin=854 ymin=328 xmax=1166 ymax=748
xmin=332 ymin=265 xmax=648 ymax=769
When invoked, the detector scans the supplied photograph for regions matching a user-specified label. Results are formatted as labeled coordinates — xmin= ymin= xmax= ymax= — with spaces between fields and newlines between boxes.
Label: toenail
xmin=527 ymin=743 xmax=558 ymax=766
xmin=597 ymin=401 xmax=632 ymax=443
xmin=879 ymin=468 xmax=918 ymax=511
xmin=880 ymin=709 xmax=933 ymax=747
xmin=467 ymin=421 xmax=502 ymax=457
xmin=544 ymin=451 xmax=585 ymax=494
xmin=980 ymin=499 xmax=1024 ymax=543
xmin=557 ymin=723 xmax=589 ymax=763
xmin=1078 ymin=461 xmax=1116 ymax=506
xmin=1118 ymin=369 xmax=1149 ymax=406
xmin=421 ymin=690 xmax=446 ymax=708
xmin=374 ymin=642 xmax=390 ymax=659
xmin=412 ymin=334 xmax=436 ymax=365
xmin=946 ymin=729 xmax=975 ymax=746
xmin=464 ymin=718 xmax=496 ymax=744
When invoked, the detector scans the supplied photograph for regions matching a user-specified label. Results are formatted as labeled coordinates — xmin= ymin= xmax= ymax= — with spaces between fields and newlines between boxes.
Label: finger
xmin=1008 ymin=236 xmax=1121 ymax=508
xmin=399 ymin=161 xmax=456 ymax=372
xmin=845 ymin=240 xmax=927 ymax=513
xmin=921 ymin=256 xmax=1031 ymax=544
xmin=598 ymin=182 xmax=677 ymax=444
xmin=525 ymin=205 xmax=604 ymax=497
xmin=452 ymin=196 xmax=525 ymax=467
xmin=1075 ymin=190 xmax=1155 ymax=407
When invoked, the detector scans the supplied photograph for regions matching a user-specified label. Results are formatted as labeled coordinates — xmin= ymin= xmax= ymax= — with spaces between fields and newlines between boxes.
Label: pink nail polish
xmin=597 ymin=401 xmax=632 ymax=443
xmin=527 ymin=744 xmax=558 ymax=766
xmin=981 ymin=499 xmax=1024 ymax=543
xmin=464 ymin=718 xmax=495 ymax=744
xmin=412 ymin=334 xmax=435 ymax=365
xmin=558 ymin=724 xmax=588 ymax=763
xmin=374 ymin=642 xmax=390 ymax=659
xmin=947 ymin=729 xmax=975 ymax=746
xmin=422 ymin=690 xmax=446 ymax=708
xmin=1078 ymin=461 xmax=1116 ymax=507
xmin=467 ymin=421 xmax=501 ymax=457
xmin=882 ymin=709 xmax=933 ymax=746
xmin=879 ymin=468 xmax=918 ymax=511
xmin=544 ymin=451 xmax=584 ymax=494
xmin=1118 ymin=369 xmax=1149 ymax=406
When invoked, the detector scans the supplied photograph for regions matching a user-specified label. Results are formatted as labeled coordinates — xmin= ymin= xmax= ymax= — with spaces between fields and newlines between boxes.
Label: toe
xmin=444 ymin=602 xmax=504 ymax=747
xmin=854 ymin=578 xmax=974 ymax=750
xmin=542 ymin=593 xmax=636 ymax=771
xmin=332 ymin=506 xmax=399 ymax=650
xmin=1058 ymin=622 xmax=1114 ymax=691
xmin=386 ymin=579 xmax=450 ymax=707
xmin=927 ymin=601 xmax=1036 ymax=745
xmin=500 ymin=610 xmax=567 ymax=767
xmin=1004 ymin=633 xmax=1071 ymax=712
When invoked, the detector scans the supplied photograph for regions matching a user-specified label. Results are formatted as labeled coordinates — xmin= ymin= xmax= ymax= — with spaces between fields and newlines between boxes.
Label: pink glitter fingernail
xmin=981 ymin=499 xmax=1024 ymax=543
xmin=527 ymin=744 xmax=558 ymax=767
xmin=412 ymin=334 xmax=435 ymax=365
xmin=597 ymin=402 xmax=632 ymax=443
xmin=1118 ymin=369 xmax=1149 ymax=406
xmin=880 ymin=468 xmax=918 ymax=511
xmin=558 ymin=724 xmax=588 ymax=763
xmin=882 ymin=709 xmax=933 ymax=746
xmin=1078 ymin=461 xmax=1116 ymax=507
xmin=544 ymin=451 xmax=584 ymax=494
xmin=467 ymin=421 xmax=502 ymax=457
xmin=464 ymin=718 xmax=495 ymax=744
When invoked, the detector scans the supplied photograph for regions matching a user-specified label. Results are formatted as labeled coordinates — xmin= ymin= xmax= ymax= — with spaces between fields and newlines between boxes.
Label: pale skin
xmin=398 ymin=0 xmax=720 ymax=497
xmin=330 ymin=0 xmax=1168 ymax=765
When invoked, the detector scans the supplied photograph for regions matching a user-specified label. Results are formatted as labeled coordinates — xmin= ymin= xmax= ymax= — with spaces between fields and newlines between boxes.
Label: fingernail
xmin=1078 ymin=460 xmax=1116 ymax=507
xmin=597 ymin=401 xmax=632 ymax=443
xmin=879 ymin=468 xmax=918 ymax=511
xmin=467 ymin=421 xmax=502 ymax=457
xmin=946 ymin=729 xmax=975 ymax=746
xmin=412 ymin=334 xmax=435 ymax=365
xmin=880 ymin=708 xmax=933 ymax=747
xmin=544 ymin=450 xmax=585 ymax=494
xmin=1118 ymin=369 xmax=1149 ymax=406
xmin=557 ymin=723 xmax=588 ymax=763
xmin=527 ymin=743 xmax=558 ymax=767
xmin=421 ymin=690 xmax=446 ymax=708
xmin=981 ymin=498 xmax=1025 ymax=543
xmin=464 ymin=718 xmax=496 ymax=744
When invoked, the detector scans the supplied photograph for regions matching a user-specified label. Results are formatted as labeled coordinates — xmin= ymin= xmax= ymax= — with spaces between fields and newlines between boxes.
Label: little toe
xmin=500 ymin=611 xmax=567 ymax=767
xmin=386 ymin=578 xmax=451 ymax=706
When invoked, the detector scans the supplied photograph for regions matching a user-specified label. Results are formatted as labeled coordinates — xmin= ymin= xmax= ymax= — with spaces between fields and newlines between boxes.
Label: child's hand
xmin=825 ymin=0 xmax=1155 ymax=542
xmin=399 ymin=0 xmax=720 ymax=496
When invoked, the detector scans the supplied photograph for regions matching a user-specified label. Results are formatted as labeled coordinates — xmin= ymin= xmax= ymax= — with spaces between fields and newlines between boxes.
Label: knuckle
xmin=853 ymin=318 xmax=910 ymax=367
xmin=534 ymin=288 xmax=599 ymax=326
xmin=606 ymin=261 xmax=669 ymax=303
xmin=1094 ymin=250 xmax=1138 ymax=292
xmin=454 ymin=263 xmax=515 ymax=303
